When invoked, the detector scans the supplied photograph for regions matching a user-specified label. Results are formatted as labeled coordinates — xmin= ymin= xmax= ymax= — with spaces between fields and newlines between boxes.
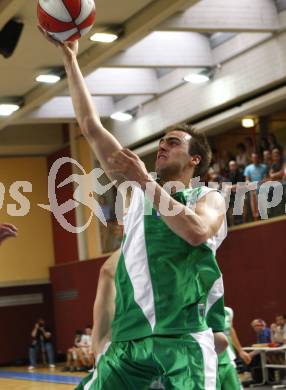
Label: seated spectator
xmin=77 ymin=326 xmax=94 ymax=370
xmin=271 ymin=315 xmax=286 ymax=345
xmin=267 ymin=133 xmax=282 ymax=152
xmin=260 ymin=137 xmax=270 ymax=155
xmin=105 ymin=222 xmax=123 ymax=252
xmin=28 ymin=318 xmax=55 ymax=370
xmin=268 ymin=148 xmax=285 ymax=217
xmin=262 ymin=150 xmax=272 ymax=171
xmin=244 ymin=153 xmax=268 ymax=183
xmin=224 ymin=161 xmax=245 ymax=226
xmin=62 ymin=330 xmax=84 ymax=372
xmin=269 ymin=148 xmax=283 ymax=181
xmin=207 ymin=167 xmax=223 ymax=188
xmin=244 ymin=137 xmax=255 ymax=161
xmin=283 ymin=146 xmax=286 ymax=163
xmin=251 ymin=319 xmax=271 ymax=344
xmin=236 ymin=143 xmax=249 ymax=169
xmin=210 ymin=148 xmax=222 ymax=174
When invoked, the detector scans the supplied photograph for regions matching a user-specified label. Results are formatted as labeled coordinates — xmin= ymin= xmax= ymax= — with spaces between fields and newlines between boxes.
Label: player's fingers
xmin=37 ymin=25 xmax=62 ymax=47
xmin=1 ymin=228 xmax=17 ymax=237
xmin=2 ymin=224 xmax=17 ymax=232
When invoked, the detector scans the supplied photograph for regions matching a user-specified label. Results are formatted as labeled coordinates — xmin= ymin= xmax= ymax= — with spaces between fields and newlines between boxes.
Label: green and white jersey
xmin=111 ymin=186 xmax=227 ymax=342
xmin=219 ymin=307 xmax=237 ymax=366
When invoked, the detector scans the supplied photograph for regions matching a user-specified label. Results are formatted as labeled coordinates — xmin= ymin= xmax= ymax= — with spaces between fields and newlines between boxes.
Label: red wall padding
xmin=48 ymin=147 xmax=78 ymax=265
xmin=0 ymin=284 xmax=54 ymax=365
xmin=49 ymin=256 xmax=107 ymax=353
xmin=218 ymin=220 xmax=286 ymax=346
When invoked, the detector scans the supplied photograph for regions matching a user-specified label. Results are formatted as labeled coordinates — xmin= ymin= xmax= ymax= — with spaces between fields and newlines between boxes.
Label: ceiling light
xmin=90 ymin=33 xmax=118 ymax=43
xmin=183 ymin=73 xmax=210 ymax=84
xmin=110 ymin=112 xmax=133 ymax=122
xmin=0 ymin=104 xmax=20 ymax=116
xmin=36 ymin=74 xmax=61 ymax=84
xmin=242 ymin=118 xmax=255 ymax=128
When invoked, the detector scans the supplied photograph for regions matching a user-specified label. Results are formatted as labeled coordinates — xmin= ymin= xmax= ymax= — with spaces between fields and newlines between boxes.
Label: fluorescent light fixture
xmin=184 ymin=73 xmax=210 ymax=84
xmin=36 ymin=74 xmax=61 ymax=84
xmin=0 ymin=104 xmax=20 ymax=116
xmin=90 ymin=33 xmax=118 ymax=43
xmin=110 ymin=112 xmax=133 ymax=122
xmin=242 ymin=118 xmax=255 ymax=128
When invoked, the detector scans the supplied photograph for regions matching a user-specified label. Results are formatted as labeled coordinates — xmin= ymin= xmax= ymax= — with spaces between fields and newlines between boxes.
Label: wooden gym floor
xmin=0 ymin=366 xmax=85 ymax=390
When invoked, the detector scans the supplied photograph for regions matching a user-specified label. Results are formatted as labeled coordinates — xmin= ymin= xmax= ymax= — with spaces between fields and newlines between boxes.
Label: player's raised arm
xmin=38 ymin=28 xmax=122 ymax=183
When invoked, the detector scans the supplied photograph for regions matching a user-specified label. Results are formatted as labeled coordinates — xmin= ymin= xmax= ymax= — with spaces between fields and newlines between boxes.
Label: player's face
xmin=155 ymin=131 xmax=192 ymax=178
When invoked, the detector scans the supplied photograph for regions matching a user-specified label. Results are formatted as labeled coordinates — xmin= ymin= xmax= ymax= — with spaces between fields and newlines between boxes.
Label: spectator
xmin=207 ymin=167 xmax=223 ymax=188
xmin=62 ymin=330 xmax=84 ymax=372
xmin=236 ymin=143 xmax=249 ymax=169
xmin=268 ymin=148 xmax=285 ymax=217
xmin=267 ymin=133 xmax=282 ymax=152
xmin=78 ymin=326 xmax=94 ymax=370
xmin=271 ymin=315 xmax=286 ymax=345
xmin=251 ymin=319 xmax=271 ymax=344
xmin=260 ymin=137 xmax=270 ymax=155
xmin=244 ymin=153 xmax=268 ymax=220
xmin=269 ymin=148 xmax=283 ymax=181
xmin=262 ymin=150 xmax=272 ymax=171
xmin=210 ymin=148 xmax=222 ymax=174
xmin=28 ymin=318 xmax=55 ymax=370
xmin=283 ymin=146 xmax=286 ymax=163
xmin=244 ymin=153 xmax=268 ymax=183
xmin=245 ymin=137 xmax=255 ymax=161
xmin=99 ymin=196 xmax=116 ymax=253
xmin=224 ymin=161 xmax=245 ymax=226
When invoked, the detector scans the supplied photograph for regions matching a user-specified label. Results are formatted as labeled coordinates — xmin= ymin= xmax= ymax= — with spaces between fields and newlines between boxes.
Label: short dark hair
xmin=167 ymin=124 xmax=212 ymax=177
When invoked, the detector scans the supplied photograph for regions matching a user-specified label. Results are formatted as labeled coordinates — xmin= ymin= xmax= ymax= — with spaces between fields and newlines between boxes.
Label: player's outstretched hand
xmin=37 ymin=25 xmax=78 ymax=59
xmin=0 ymin=223 xmax=17 ymax=245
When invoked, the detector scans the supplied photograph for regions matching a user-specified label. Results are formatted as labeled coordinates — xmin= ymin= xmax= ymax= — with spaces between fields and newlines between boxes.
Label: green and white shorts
xmin=76 ymin=329 xmax=219 ymax=390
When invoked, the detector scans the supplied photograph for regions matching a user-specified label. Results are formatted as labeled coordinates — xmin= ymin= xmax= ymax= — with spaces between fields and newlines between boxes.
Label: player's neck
xmin=159 ymin=174 xmax=193 ymax=191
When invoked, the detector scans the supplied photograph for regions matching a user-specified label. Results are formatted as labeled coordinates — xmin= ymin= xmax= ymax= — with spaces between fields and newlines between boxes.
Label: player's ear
xmin=189 ymin=154 xmax=201 ymax=168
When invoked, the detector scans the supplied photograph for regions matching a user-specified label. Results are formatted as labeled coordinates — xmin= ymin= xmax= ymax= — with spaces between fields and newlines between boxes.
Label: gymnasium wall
xmin=48 ymin=147 xmax=78 ymax=265
xmin=218 ymin=219 xmax=286 ymax=346
xmin=0 ymin=283 xmax=54 ymax=365
xmin=0 ymin=157 xmax=54 ymax=284
xmin=48 ymin=138 xmax=103 ymax=264
xmin=49 ymin=256 xmax=106 ymax=352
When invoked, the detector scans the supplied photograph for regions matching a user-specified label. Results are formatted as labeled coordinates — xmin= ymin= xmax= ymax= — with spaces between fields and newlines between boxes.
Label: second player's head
xmin=155 ymin=124 xmax=211 ymax=183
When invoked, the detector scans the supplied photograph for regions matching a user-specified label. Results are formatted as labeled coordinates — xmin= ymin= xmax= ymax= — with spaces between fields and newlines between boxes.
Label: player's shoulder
xmin=224 ymin=306 xmax=234 ymax=320
xmin=196 ymin=187 xmax=225 ymax=207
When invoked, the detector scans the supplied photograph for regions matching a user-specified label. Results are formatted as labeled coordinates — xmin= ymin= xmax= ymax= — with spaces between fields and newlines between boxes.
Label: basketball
xmin=37 ymin=0 xmax=96 ymax=42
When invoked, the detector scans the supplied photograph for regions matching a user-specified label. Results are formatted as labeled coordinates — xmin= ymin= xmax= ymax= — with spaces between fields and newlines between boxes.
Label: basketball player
xmin=39 ymin=29 xmax=227 ymax=389
xmin=91 ymin=250 xmax=229 ymax=390
xmin=0 ymin=223 xmax=17 ymax=244
xmin=218 ymin=307 xmax=252 ymax=390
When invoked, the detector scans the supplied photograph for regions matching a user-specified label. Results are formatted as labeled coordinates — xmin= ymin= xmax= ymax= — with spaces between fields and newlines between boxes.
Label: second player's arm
xmin=91 ymin=250 xmax=119 ymax=357
xmin=230 ymin=326 xmax=252 ymax=364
